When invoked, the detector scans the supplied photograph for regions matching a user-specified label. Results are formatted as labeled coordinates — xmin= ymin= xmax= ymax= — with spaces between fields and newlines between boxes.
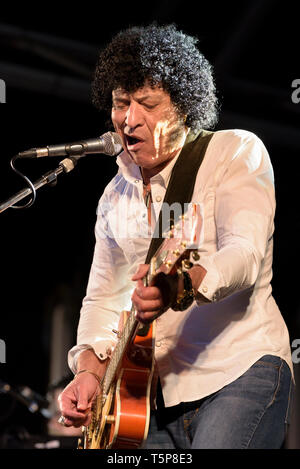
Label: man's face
xmin=111 ymin=84 xmax=187 ymax=180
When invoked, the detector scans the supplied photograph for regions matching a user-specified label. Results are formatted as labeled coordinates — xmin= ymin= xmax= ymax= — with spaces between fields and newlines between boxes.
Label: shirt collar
xmin=149 ymin=150 xmax=181 ymax=188
xmin=116 ymin=149 xmax=181 ymax=188
xmin=116 ymin=151 xmax=142 ymax=183
xmin=116 ymin=130 xmax=192 ymax=187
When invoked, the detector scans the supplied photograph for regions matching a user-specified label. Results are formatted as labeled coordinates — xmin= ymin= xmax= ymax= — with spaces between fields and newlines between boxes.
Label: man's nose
xmin=125 ymin=102 xmax=143 ymax=130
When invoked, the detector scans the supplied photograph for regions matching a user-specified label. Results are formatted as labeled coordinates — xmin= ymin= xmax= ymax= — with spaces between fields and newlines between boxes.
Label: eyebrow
xmin=112 ymin=96 xmax=129 ymax=103
xmin=112 ymin=93 xmax=156 ymax=103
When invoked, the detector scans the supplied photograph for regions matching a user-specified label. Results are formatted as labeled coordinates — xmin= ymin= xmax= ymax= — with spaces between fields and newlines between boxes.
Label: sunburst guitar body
xmin=81 ymin=316 xmax=155 ymax=449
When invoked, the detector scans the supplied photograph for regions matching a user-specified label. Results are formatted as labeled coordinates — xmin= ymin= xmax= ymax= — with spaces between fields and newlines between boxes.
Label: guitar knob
xmin=192 ymin=251 xmax=200 ymax=261
xmin=106 ymin=415 xmax=115 ymax=424
xmin=182 ymin=259 xmax=193 ymax=269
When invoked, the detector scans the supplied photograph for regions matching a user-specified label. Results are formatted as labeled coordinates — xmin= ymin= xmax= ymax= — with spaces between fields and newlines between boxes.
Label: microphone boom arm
xmin=0 ymin=157 xmax=77 ymax=214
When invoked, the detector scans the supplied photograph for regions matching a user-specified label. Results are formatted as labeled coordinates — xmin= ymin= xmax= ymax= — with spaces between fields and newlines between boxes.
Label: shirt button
xmin=156 ymin=195 xmax=162 ymax=202
xmin=202 ymin=286 xmax=208 ymax=293
xmin=142 ymin=213 xmax=146 ymax=218
xmin=156 ymin=341 xmax=161 ymax=347
xmin=135 ymin=179 xmax=139 ymax=184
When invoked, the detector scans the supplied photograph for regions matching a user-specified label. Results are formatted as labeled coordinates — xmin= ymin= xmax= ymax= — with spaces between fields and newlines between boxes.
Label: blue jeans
xmin=144 ymin=355 xmax=293 ymax=449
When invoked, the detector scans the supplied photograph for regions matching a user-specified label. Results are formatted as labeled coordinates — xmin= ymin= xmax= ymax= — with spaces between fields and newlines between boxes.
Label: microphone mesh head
xmin=102 ymin=132 xmax=123 ymax=156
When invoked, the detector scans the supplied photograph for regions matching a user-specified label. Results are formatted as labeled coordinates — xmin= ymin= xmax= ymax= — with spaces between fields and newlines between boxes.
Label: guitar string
xmin=103 ymin=188 xmax=152 ymax=395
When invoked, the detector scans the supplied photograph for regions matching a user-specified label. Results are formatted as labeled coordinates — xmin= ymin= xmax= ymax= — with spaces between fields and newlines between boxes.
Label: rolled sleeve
xmin=68 ymin=342 xmax=115 ymax=374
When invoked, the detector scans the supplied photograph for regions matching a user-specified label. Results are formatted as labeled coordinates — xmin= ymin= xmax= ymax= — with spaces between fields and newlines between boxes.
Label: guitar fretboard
xmin=102 ymin=305 xmax=138 ymax=396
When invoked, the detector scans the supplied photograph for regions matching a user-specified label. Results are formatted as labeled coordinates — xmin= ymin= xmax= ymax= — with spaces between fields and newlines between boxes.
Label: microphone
xmin=18 ymin=131 xmax=123 ymax=159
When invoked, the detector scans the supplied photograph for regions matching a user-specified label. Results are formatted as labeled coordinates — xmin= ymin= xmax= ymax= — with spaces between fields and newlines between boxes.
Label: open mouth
xmin=125 ymin=135 xmax=144 ymax=148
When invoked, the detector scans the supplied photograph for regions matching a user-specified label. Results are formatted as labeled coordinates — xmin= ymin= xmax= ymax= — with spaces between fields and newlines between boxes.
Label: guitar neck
xmin=102 ymin=264 xmax=155 ymax=396
xmin=102 ymin=306 xmax=138 ymax=396
xmin=101 ymin=205 xmax=202 ymax=397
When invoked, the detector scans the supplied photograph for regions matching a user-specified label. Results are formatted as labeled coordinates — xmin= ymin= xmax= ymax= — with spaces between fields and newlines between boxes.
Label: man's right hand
xmin=57 ymin=372 xmax=100 ymax=427
xmin=57 ymin=349 xmax=108 ymax=428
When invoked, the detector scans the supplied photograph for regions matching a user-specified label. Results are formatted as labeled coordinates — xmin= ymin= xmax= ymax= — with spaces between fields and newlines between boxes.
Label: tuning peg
xmin=182 ymin=259 xmax=193 ymax=270
xmin=192 ymin=251 xmax=200 ymax=261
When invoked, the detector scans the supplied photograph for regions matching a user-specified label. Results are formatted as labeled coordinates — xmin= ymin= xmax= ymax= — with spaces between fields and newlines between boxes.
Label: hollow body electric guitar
xmin=78 ymin=204 xmax=203 ymax=449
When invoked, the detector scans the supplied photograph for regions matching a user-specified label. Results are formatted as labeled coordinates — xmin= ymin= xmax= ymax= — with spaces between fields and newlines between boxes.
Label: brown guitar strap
xmin=145 ymin=129 xmax=214 ymax=264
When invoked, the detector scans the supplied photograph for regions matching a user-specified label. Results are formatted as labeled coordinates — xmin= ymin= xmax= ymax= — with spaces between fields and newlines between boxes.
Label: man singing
xmin=58 ymin=24 xmax=293 ymax=449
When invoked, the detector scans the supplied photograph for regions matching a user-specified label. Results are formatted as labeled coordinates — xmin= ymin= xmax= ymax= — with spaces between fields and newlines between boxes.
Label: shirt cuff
xmin=68 ymin=340 xmax=115 ymax=374
xmin=193 ymin=255 xmax=221 ymax=303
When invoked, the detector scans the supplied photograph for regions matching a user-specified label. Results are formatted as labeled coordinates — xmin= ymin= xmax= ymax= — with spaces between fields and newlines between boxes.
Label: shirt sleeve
xmin=194 ymin=131 xmax=276 ymax=303
xmin=68 ymin=193 xmax=132 ymax=373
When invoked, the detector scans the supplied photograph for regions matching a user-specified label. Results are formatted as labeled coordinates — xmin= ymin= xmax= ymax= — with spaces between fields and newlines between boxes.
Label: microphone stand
xmin=0 ymin=379 xmax=52 ymax=419
xmin=0 ymin=157 xmax=77 ymax=214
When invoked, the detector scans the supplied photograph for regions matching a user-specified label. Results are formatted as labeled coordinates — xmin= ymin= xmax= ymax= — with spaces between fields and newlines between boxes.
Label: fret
xmin=103 ymin=306 xmax=139 ymax=395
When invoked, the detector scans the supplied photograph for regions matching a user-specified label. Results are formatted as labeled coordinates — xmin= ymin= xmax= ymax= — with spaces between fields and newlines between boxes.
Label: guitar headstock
xmin=149 ymin=203 xmax=203 ymax=279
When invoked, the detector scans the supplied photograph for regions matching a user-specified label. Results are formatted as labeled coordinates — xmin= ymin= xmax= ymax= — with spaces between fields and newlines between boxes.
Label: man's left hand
xmin=131 ymin=264 xmax=172 ymax=324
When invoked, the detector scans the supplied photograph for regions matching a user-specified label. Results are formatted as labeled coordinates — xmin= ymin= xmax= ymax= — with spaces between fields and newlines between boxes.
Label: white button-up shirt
xmin=68 ymin=129 xmax=292 ymax=407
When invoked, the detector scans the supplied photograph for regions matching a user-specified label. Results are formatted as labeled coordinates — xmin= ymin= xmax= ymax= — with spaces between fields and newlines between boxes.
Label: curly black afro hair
xmin=91 ymin=24 xmax=219 ymax=132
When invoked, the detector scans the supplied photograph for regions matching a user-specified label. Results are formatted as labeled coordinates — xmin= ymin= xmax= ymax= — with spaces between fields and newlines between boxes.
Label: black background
xmin=0 ymin=0 xmax=299 ymax=444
